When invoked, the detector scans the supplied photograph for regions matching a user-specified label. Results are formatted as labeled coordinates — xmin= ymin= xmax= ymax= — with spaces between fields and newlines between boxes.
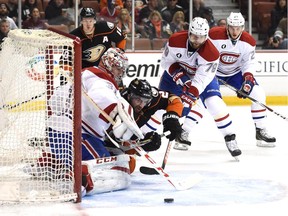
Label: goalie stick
xmin=139 ymin=139 xmax=173 ymax=175
xmin=83 ymin=89 xmax=202 ymax=190
xmin=218 ymin=78 xmax=288 ymax=122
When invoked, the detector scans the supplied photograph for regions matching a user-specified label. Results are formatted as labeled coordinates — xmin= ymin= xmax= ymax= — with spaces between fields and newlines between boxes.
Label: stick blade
xmin=139 ymin=166 xmax=159 ymax=175
xmin=174 ymin=173 xmax=203 ymax=191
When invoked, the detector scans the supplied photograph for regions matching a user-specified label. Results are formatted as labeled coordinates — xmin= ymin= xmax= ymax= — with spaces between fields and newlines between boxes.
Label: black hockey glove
xmin=162 ymin=111 xmax=182 ymax=141
xmin=237 ymin=72 xmax=255 ymax=98
xmin=141 ymin=131 xmax=161 ymax=152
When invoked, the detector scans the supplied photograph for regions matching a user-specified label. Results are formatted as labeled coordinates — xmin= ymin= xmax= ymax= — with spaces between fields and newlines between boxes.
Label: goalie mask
xmin=101 ymin=47 xmax=129 ymax=85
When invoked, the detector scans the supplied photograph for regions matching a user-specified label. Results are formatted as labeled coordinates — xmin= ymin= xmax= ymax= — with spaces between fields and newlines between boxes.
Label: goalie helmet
xmin=80 ymin=7 xmax=96 ymax=19
xmin=101 ymin=47 xmax=129 ymax=83
xmin=188 ymin=17 xmax=209 ymax=38
xmin=227 ymin=12 xmax=245 ymax=27
xmin=128 ymin=78 xmax=152 ymax=100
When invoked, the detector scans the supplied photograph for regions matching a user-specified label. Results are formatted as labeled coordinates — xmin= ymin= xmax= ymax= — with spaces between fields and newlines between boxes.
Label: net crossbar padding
xmin=0 ymin=29 xmax=82 ymax=204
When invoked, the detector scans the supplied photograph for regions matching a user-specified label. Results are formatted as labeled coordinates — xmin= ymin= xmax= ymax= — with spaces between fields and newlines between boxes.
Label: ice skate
xmin=256 ymin=127 xmax=276 ymax=147
xmin=224 ymin=134 xmax=242 ymax=160
xmin=173 ymin=130 xmax=191 ymax=151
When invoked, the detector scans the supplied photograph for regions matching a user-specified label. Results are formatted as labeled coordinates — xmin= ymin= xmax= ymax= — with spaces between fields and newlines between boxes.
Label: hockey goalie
xmin=46 ymin=47 xmax=160 ymax=196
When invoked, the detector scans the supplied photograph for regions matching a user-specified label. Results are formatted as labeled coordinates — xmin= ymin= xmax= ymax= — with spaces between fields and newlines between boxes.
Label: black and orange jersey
xmin=70 ymin=20 xmax=126 ymax=69
xmin=121 ymin=87 xmax=183 ymax=128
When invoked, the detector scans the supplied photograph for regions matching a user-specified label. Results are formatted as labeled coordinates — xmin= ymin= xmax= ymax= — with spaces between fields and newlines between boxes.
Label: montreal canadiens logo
xmin=220 ymin=52 xmax=240 ymax=65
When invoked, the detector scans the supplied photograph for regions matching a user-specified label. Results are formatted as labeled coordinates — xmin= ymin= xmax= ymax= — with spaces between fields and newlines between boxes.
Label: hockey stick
xmin=139 ymin=139 xmax=173 ymax=175
xmin=0 ymin=91 xmax=46 ymax=111
xmin=218 ymin=78 xmax=288 ymax=122
xmin=119 ymin=131 xmax=170 ymax=151
xmin=106 ymin=132 xmax=202 ymax=191
xmin=83 ymin=89 xmax=202 ymax=190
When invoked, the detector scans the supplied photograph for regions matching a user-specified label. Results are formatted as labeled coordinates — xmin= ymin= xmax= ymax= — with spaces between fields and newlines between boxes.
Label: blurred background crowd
xmin=0 ymin=0 xmax=287 ymax=50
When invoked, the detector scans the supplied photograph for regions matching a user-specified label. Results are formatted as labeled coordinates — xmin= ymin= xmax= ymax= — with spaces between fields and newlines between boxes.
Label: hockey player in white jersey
xmin=159 ymin=17 xmax=242 ymax=158
xmin=209 ymin=12 xmax=276 ymax=147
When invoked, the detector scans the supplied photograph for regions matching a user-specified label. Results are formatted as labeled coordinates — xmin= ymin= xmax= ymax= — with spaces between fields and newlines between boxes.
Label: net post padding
xmin=0 ymin=29 xmax=81 ymax=204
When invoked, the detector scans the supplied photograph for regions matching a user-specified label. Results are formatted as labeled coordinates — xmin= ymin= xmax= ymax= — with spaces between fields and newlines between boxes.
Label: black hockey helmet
xmin=128 ymin=78 xmax=153 ymax=100
xmin=80 ymin=7 xmax=96 ymax=19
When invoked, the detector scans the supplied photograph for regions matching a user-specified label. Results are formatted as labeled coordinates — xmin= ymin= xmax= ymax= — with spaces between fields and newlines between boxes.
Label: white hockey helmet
xmin=227 ymin=12 xmax=245 ymax=27
xmin=188 ymin=17 xmax=210 ymax=38
xmin=101 ymin=47 xmax=129 ymax=83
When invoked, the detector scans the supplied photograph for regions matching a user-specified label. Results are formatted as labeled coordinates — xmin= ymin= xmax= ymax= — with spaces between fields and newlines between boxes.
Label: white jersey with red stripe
xmin=161 ymin=31 xmax=220 ymax=95
xmin=209 ymin=27 xmax=257 ymax=77
xmin=81 ymin=66 xmax=120 ymax=139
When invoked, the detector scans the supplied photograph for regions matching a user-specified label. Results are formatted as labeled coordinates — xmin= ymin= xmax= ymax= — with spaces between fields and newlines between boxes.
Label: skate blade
xmin=233 ymin=156 xmax=240 ymax=162
xmin=173 ymin=144 xmax=189 ymax=151
xmin=256 ymin=140 xmax=276 ymax=148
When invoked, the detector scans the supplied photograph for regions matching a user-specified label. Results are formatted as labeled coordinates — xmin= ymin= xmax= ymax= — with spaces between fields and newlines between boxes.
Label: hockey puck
xmin=164 ymin=198 xmax=174 ymax=203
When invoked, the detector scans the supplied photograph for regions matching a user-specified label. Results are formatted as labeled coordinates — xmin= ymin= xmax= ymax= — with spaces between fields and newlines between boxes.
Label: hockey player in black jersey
xmin=120 ymin=78 xmax=184 ymax=150
xmin=69 ymin=7 xmax=127 ymax=68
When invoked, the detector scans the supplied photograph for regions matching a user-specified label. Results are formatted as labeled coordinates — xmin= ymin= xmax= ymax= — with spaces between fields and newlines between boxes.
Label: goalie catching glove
xmin=162 ymin=111 xmax=182 ymax=141
xmin=237 ymin=72 xmax=255 ymax=98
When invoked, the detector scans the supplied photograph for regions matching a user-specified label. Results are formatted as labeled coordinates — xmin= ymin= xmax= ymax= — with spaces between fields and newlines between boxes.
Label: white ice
xmin=1 ymin=105 xmax=288 ymax=216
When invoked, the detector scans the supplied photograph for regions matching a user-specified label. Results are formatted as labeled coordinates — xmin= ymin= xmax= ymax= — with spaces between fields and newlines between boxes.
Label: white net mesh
xmin=0 ymin=29 xmax=79 ymax=203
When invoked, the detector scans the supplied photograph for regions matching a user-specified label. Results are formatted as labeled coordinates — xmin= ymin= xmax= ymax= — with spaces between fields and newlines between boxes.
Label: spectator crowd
xmin=0 ymin=0 xmax=287 ymax=49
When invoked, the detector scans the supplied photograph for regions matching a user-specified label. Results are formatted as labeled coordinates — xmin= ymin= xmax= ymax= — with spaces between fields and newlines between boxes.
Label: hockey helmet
xmin=80 ymin=7 xmax=96 ymax=19
xmin=128 ymin=78 xmax=153 ymax=100
xmin=227 ymin=12 xmax=245 ymax=27
xmin=101 ymin=47 xmax=129 ymax=82
xmin=188 ymin=17 xmax=209 ymax=38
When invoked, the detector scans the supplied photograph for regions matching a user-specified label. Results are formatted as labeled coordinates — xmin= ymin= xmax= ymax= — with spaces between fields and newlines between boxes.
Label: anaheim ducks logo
xmin=220 ymin=52 xmax=240 ymax=65
xmin=83 ymin=44 xmax=106 ymax=62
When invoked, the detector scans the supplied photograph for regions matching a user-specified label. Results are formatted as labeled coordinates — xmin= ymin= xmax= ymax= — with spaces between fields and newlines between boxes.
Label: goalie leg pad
xmin=82 ymin=154 xmax=131 ymax=195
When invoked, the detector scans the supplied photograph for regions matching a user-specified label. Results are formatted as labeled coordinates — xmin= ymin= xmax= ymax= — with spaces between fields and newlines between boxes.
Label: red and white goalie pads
xmin=82 ymin=154 xmax=131 ymax=195
xmin=112 ymin=96 xmax=144 ymax=141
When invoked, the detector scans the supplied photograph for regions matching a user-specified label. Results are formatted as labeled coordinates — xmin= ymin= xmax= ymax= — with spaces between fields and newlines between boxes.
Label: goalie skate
xmin=256 ymin=127 xmax=276 ymax=147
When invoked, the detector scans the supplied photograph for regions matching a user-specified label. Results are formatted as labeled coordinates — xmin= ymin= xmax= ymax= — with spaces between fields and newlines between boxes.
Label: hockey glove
xmin=162 ymin=111 xmax=182 ymax=141
xmin=237 ymin=72 xmax=255 ymax=98
xmin=171 ymin=69 xmax=191 ymax=88
xmin=180 ymin=84 xmax=199 ymax=108
xmin=141 ymin=131 xmax=162 ymax=152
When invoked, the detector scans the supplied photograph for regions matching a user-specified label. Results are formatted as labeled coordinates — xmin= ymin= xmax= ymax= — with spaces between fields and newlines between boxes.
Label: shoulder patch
xmin=107 ymin=22 xmax=115 ymax=29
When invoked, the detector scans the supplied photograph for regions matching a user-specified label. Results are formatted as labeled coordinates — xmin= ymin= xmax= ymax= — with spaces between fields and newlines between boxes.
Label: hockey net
xmin=0 ymin=29 xmax=82 ymax=203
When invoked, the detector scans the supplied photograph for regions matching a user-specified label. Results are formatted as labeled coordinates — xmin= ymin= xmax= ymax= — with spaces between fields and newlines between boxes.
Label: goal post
xmin=0 ymin=29 xmax=82 ymax=203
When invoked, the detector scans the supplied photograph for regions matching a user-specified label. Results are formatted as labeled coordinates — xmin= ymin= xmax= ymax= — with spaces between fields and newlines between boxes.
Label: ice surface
xmin=0 ymin=106 xmax=288 ymax=216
